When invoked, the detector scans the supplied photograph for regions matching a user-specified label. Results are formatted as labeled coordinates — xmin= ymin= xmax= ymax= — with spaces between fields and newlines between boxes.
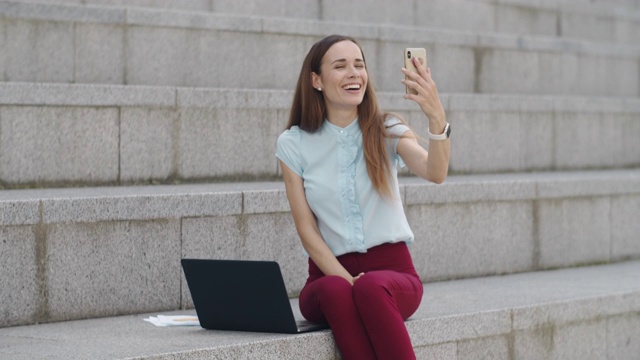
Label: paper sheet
xmin=143 ymin=315 xmax=200 ymax=327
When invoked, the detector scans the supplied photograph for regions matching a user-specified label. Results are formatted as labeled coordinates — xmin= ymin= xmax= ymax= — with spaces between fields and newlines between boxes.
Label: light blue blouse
xmin=276 ymin=117 xmax=414 ymax=257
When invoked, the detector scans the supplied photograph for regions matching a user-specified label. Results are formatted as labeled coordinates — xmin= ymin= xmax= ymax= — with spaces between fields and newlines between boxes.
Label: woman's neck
xmin=326 ymin=107 xmax=358 ymax=128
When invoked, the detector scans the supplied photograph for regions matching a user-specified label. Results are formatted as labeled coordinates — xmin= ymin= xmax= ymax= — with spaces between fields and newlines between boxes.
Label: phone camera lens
xmin=407 ymin=51 xmax=412 ymax=59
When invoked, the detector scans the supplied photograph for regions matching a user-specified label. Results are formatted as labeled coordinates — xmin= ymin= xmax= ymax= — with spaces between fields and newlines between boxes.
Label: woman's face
xmin=312 ymin=40 xmax=368 ymax=115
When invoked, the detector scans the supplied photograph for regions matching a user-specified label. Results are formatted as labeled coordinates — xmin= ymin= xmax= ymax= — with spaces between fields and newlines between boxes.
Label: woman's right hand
xmin=351 ymin=272 xmax=365 ymax=285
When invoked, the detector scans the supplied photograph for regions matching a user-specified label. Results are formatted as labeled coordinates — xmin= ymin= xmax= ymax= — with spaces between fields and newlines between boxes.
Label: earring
xmin=317 ymin=87 xmax=322 ymax=91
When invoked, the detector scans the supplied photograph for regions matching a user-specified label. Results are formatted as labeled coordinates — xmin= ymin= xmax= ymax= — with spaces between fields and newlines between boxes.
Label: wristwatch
xmin=428 ymin=122 xmax=451 ymax=141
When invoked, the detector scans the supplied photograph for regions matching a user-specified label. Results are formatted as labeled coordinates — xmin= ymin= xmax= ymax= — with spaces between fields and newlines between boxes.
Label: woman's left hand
xmin=401 ymin=57 xmax=446 ymax=122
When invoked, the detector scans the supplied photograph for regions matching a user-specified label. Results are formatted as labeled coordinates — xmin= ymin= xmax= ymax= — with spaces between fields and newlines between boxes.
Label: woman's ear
xmin=311 ymin=72 xmax=322 ymax=90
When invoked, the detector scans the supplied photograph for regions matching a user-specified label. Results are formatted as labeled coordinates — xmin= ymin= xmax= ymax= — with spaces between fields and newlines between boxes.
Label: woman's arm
xmin=396 ymin=127 xmax=450 ymax=184
xmin=280 ymin=161 xmax=362 ymax=284
xmin=399 ymin=59 xmax=451 ymax=184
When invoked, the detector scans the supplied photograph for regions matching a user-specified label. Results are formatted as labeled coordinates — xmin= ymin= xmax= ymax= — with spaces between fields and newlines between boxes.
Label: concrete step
xmin=1 ymin=260 xmax=639 ymax=359
xmin=0 ymin=1 xmax=639 ymax=96
xmin=5 ymin=0 xmax=640 ymax=46
xmin=2 ymin=83 xmax=640 ymax=188
xmin=1 ymin=170 xmax=639 ymax=328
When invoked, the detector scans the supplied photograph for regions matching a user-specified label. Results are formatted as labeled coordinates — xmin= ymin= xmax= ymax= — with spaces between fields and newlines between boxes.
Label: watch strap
xmin=428 ymin=122 xmax=450 ymax=141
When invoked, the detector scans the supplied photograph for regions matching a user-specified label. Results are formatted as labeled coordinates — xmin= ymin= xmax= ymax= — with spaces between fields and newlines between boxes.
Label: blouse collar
xmin=323 ymin=117 xmax=360 ymax=137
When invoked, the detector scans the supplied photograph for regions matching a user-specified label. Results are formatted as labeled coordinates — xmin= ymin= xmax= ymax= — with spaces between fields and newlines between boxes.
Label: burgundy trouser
xmin=299 ymin=242 xmax=423 ymax=360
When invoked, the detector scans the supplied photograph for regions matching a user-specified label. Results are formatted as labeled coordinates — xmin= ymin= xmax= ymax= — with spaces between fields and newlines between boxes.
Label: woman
xmin=276 ymin=35 xmax=451 ymax=360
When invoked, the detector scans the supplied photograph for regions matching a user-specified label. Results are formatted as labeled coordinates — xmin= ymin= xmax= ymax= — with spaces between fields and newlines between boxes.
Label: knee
xmin=352 ymin=274 xmax=391 ymax=301
xmin=307 ymin=275 xmax=354 ymax=307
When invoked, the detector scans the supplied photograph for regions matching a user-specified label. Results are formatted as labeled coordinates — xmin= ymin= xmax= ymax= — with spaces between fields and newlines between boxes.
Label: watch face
xmin=445 ymin=123 xmax=451 ymax=138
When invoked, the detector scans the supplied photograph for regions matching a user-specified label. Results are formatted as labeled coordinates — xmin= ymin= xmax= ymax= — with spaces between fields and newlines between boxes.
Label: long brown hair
xmin=286 ymin=35 xmax=395 ymax=198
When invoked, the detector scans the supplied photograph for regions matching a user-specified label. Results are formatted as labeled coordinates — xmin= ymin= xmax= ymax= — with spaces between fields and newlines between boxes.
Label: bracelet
xmin=428 ymin=122 xmax=451 ymax=141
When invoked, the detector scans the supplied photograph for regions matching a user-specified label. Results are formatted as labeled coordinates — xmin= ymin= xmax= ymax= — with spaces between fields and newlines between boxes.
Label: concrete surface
xmin=3 ymin=0 xmax=639 ymax=45
xmin=0 ymin=260 xmax=638 ymax=359
xmin=1 ymin=84 xmax=640 ymax=186
xmin=1 ymin=170 xmax=640 ymax=327
xmin=0 ymin=1 xmax=639 ymax=95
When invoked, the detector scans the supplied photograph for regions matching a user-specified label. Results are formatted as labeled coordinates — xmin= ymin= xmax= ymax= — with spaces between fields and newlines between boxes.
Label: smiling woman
xmin=276 ymin=34 xmax=451 ymax=360
xmin=310 ymin=41 xmax=368 ymax=124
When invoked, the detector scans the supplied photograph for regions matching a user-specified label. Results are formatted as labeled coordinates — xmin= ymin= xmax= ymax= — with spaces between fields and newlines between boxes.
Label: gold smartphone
xmin=404 ymin=48 xmax=427 ymax=95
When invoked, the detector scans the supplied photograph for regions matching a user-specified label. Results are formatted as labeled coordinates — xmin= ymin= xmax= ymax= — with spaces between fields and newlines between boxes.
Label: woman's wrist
xmin=427 ymin=107 xmax=446 ymax=124
xmin=428 ymin=115 xmax=447 ymax=135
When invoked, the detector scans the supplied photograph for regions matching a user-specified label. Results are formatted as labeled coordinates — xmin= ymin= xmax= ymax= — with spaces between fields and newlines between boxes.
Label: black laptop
xmin=181 ymin=259 xmax=328 ymax=334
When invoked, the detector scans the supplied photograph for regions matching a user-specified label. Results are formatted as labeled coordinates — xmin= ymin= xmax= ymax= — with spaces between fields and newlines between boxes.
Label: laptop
xmin=181 ymin=258 xmax=329 ymax=334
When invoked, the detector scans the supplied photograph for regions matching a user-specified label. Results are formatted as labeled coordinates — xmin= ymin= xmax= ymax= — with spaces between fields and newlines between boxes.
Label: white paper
xmin=143 ymin=315 xmax=200 ymax=327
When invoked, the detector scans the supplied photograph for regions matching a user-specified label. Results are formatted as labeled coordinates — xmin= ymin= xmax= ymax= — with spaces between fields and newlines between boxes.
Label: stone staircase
xmin=0 ymin=0 xmax=639 ymax=95
xmin=1 ymin=0 xmax=639 ymax=358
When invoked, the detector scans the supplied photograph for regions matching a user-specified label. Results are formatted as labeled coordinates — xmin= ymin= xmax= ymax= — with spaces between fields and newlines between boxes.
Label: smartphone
xmin=404 ymin=48 xmax=427 ymax=95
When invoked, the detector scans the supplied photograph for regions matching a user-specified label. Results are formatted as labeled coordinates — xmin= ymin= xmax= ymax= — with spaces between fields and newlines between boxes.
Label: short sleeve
xmin=276 ymin=126 xmax=303 ymax=176
xmin=385 ymin=117 xmax=410 ymax=137
xmin=385 ymin=117 xmax=410 ymax=168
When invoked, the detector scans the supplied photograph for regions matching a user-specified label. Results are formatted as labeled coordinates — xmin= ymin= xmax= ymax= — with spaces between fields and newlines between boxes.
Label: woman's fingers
xmin=413 ymin=56 xmax=429 ymax=78
xmin=402 ymin=67 xmax=426 ymax=84
xmin=401 ymin=66 xmax=444 ymax=119
xmin=404 ymin=58 xmax=433 ymax=82
xmin=351 ymin=272 xmax=365 ymax=285
xmin=402 ymin=72 xmax=434 ymax=99
xmin=401 ymin=78 xmax=420 ymax=95
xmin=402 ymin=66 xmax=436 ymax=94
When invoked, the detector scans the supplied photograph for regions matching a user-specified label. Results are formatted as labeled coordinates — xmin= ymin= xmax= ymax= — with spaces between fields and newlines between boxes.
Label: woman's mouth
xmin=342 ymin=83 xmax=362 ymax=92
